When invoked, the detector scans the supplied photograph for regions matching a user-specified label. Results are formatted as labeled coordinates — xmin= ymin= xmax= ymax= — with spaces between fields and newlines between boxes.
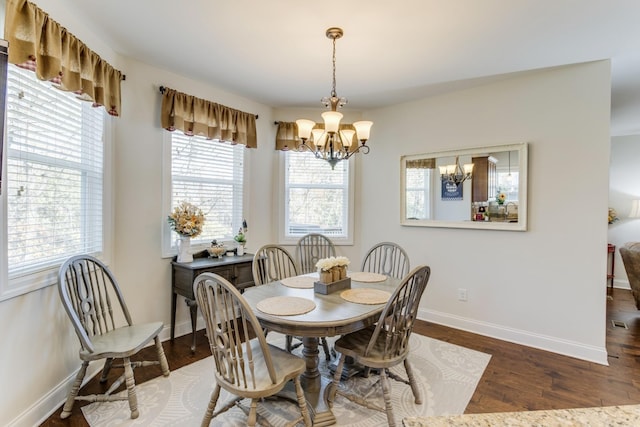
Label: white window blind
xmin=168 ymin=133 xmax=244 ymax=247
xmin=5 ymin=64 xmax=105 ymax=278
xmin=283 ymin=151 xmax=351 ymax=239
xmin=405 ymin=168 xmax=432 ymax=220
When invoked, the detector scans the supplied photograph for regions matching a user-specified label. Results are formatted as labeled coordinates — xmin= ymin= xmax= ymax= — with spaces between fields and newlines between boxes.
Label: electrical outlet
xmin=458 ymin=288 xmax=468 ymax=301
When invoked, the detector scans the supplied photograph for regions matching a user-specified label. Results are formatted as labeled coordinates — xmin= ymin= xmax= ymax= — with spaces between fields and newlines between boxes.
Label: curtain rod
xmin=159 ymin=86 xmax=258 ymax=119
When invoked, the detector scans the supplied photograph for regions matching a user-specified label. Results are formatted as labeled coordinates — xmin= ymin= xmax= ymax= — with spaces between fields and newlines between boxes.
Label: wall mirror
xmin=400 ymin=142 xmax=528 ymax=231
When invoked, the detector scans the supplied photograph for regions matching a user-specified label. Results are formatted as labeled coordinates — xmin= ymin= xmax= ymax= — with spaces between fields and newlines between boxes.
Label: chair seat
xmin=334 ymin=325 xmax=410 ymax=369
xmin=216 ymin=340 xmax=307 ymax=399
xmin=80 ymin=321 xmax=164 ymax=360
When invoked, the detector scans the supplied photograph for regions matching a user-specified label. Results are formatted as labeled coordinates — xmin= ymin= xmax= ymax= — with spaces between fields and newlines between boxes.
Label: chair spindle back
xmin=296 ymin=233 xmax=336 ymax=274
xmin=252 ymin=245 xmax=298 ymax=285
xmin=361 ymin=242 xmax=410 ymax=280
xmin=365 ymin=265 xmax=431 ymax=359
xmin=194 ymin=272 xmax=277 ymax=389
xmin=58 ymin=255 xmax=131 ymax=353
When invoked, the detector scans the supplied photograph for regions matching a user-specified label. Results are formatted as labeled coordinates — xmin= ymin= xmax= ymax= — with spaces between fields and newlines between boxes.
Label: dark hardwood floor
xmin=40 ymin=289 xmax=640 ymax=426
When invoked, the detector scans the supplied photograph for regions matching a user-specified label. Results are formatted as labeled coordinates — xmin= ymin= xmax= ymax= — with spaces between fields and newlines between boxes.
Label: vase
xmin=176 ymin=235 xmax=193 ymax=263
xmin=319 ymin=270 xmax=333 ymax=284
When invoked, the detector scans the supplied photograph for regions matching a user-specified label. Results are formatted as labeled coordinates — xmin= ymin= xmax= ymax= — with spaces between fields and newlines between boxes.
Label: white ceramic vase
xmin=176 ymin=235 xmax=193 ymax=263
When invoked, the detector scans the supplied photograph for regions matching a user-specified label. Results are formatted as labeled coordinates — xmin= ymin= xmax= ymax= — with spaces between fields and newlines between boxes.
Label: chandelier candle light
xmin=439 ymin=156 xmax=474 ymax=186
xmin=296 ymin=27 xmax=373 ymax=169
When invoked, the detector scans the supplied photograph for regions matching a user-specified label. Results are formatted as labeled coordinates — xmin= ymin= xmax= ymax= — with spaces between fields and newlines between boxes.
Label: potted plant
xmin=234 ymin=228 xmax=247 ymax=247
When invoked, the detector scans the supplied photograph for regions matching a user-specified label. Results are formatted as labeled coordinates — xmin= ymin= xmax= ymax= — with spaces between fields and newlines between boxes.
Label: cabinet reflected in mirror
xmin=400 ymin=142 xmax=528 ymax=231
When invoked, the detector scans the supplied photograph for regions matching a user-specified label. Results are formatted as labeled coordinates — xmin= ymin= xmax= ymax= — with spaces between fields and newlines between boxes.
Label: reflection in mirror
xmin=401 ymin=143 xmax=527 ymax=231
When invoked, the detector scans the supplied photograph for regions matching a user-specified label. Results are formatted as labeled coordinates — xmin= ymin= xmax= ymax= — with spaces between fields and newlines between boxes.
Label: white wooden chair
xmin=252 ymin=244 xmax=332 ymax=360
xmin=194 ymin=272 xmax=311 ymax=427
xmin=57 ymin=255 xmax=170 ymax=419
xmin=361 ymin=241 xmax=410 ymax=280
xmin=328 ymin=265 xmax=431 ymax=427
xmin=296 ymin=233 xmax=336 ymax=274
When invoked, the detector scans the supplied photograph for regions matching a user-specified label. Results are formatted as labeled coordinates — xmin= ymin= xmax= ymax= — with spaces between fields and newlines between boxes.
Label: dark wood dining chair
xmin=361 ymin=241 xmax=410 ymax=280
xmin=193 ymin=272 xmax=311 ymax=427
xmin=252 ymin=243 xmax=332 ymax=360
xmin=57 ymin=255 xmax=170 ymax=419
xmin=296 ymin=233 xmax=336 ymax=274
xmin=328 ymin=265 xmax=432 ymax=427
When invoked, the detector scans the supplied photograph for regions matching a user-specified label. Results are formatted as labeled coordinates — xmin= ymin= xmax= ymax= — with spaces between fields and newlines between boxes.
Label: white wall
xmin=360 ymin=62 xmax=611 ymax=365
xmin=609 ymin=134 xmax=640 ymax=287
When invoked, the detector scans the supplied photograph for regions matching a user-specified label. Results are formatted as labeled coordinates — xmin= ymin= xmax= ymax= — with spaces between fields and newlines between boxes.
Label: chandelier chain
xmin=331 ymin=36 xmax=337 ymax=98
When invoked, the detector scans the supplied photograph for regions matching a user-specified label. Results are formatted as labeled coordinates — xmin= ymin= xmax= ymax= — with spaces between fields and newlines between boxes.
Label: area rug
xmin=82 ymin=334 xmax=491 ymax=426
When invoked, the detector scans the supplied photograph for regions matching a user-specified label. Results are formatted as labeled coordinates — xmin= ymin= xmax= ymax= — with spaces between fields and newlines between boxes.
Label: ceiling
xmin=70 ymin=0 xmax=640 ymax=136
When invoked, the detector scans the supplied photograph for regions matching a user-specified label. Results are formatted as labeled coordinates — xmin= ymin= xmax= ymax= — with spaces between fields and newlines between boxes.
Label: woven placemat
xmin=340 ymin=288 xmax=391 ymax=305
xmin=279 ymin=275 xmax=315 ymax=289
xmin=256 ymin=296 xmax=316 ymax=316
xmin=349 ymin=271 xmax=388 ymax=283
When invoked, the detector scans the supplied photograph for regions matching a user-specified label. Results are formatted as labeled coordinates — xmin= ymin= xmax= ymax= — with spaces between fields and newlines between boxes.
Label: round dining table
xmin=242 ymin=274 xmax=398 ymax=426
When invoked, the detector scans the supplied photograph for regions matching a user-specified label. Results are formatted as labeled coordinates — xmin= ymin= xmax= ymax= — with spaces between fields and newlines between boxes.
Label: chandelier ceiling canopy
xmin=296 ymin=27 xmax=373 ymax=169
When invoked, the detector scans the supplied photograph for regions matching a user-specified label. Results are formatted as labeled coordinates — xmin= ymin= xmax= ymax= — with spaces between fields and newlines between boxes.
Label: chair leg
xmin=201 ymin=383 xmax=221 ymax=427
xmin=100 ymin=358 xmax=113 ymax=383
xmin=60 ymin=361 xmax=88 ymax=419
xmin=123 ymin=357 xmax=139 ymax=419
xmin=155 ymin=336 xmax=170 ymax=377
xmin=248 ymin=398 xmax=258 ymax=426
xmin=328 ymin=354 xmax=346 ymax=405
xmin=404 ymin=358 xmax=422 ymax=404
xmin=380 ymin=368 xmax=397 ymax=427
xmin=320 ymin=337 xmax=331 ymax=361
xmin=286 ymin=335 xmax=294 ymax=352
xmin=294 ymin=376 xmax=312 ymax=426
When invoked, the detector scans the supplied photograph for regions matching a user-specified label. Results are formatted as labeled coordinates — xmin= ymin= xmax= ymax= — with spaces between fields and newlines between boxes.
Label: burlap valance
xmin=161 ymin=87 xmax=257 ymax=148
xmin=5 ymin=0 xmax=123 ymax=116
xmin=275 ymin=121 xmax=356 ymax=152
xmin=406 ymin=158 xmax=436 ymax=169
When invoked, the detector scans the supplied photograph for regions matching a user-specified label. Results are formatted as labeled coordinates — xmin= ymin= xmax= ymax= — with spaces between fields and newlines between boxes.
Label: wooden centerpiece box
xmin=314 ymin=277 xmax=351 ymax=295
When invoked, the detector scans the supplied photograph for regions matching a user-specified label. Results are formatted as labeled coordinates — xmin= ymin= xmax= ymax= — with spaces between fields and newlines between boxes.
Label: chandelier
xmin=439 ymin=156 xmax=474 ymax=186
xmin=296 ymin=27 xmax=373 ymax=169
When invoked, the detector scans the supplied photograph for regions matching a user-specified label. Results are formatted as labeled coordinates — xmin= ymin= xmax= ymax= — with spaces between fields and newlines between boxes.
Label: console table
xmin=171 ymin=251 xmax=254 ymax=351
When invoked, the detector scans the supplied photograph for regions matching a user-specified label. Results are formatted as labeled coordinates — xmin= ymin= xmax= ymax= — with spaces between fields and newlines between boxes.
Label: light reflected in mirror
xmin=400 ymin=142 xmax=527 ymax=231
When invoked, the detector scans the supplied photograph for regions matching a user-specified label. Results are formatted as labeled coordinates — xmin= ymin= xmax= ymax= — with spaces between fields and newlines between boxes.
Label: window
xmin=1 ymin=64 xmax=108 ymax=299
xmin=280 ymin=151 xmax=354 ymax=244
xmin=497 ymin=171 xmax=519 ymax=203
xmin=162 ymin=132 xmax=245 ymax=255
xmin=405 ymin=168 xmax=432 ymax=220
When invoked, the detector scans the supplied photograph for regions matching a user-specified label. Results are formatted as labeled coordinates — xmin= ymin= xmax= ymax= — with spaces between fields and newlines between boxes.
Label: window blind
xmin=170 ymin=133 xmax=244 ymax=243
xmin=405 ymin=168 xmax=432 ymax=220
xmin=284 ymin=151 xmax=349 ymax=237
xmin=5 ymin=64 xmax=104 ymax=277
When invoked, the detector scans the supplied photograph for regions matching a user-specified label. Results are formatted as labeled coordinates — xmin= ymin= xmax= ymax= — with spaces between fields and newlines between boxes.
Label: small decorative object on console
xmin=234 ymin=228 xmax=247 ymax=247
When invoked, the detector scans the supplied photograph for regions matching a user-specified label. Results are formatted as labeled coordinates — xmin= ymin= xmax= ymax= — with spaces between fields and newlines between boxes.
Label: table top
xmin=243 ymin=274 xmax=399 ymax=337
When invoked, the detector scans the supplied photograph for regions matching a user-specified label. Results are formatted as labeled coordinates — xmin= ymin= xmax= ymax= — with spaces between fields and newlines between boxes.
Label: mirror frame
xmin=400 ymin=142 xmax=528 ymax=231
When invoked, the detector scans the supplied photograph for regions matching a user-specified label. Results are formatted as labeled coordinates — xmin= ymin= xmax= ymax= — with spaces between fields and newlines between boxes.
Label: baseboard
xmin=612 ymin=279 xmax=630 ymax=290
xmin=7 ymin=362 xmax=103 ymax=427
xmin=8 ymin=324 xmax=184 ymax=427
xmin=419 ymin=308 xmax=609 ymax=366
